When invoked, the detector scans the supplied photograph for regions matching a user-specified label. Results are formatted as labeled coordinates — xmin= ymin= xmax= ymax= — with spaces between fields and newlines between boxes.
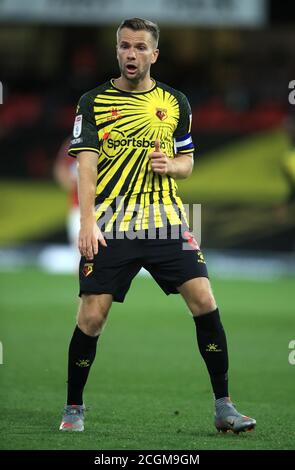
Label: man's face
xmin=116 ymin=28 xmax=159 ymax=83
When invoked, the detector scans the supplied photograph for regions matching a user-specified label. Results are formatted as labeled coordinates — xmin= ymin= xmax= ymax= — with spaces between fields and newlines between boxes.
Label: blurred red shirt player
xmin=53 ymin=137 xmax=80 ymax=248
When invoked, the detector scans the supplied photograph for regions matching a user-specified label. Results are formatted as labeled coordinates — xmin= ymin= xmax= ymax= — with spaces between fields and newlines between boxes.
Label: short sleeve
xmin=173 ymin=93 xmax=194 ymax=154
xmin=68 ymin=93 xmax=100 ymax=157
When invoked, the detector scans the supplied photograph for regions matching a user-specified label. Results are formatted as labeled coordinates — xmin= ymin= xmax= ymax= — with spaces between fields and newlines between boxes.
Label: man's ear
xmin=151 ymin=49 xmax=159 ymax=64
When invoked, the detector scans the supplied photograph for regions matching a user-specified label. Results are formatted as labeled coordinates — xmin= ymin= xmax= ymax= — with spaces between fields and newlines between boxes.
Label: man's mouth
xmin=126 ymin=64 xmax=138 ymax=74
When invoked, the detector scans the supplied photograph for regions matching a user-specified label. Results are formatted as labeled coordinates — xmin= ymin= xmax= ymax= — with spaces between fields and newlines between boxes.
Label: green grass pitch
xmin=0 ymin=268 xmax=294 ymax=450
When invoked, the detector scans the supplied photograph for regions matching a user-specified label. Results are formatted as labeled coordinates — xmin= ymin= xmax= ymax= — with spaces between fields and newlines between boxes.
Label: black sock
xmin=67 ymin=325 xmax=99 ymax=405
xmin=193 ymin=308 xmax=229 ymax=399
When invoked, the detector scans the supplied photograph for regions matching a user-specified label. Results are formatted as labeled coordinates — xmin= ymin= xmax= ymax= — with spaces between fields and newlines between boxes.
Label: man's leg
xmin=178 ymin=277 xmax=256 ymax=433
xmin=60 ymin=293 xmax=112 ymax=431
xmin=177 ymin=277 xmax=228 ymax=398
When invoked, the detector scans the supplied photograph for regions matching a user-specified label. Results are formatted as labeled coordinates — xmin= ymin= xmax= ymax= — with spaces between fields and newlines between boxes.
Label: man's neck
xmin=113 ymin=76 xmax=154 ymax=92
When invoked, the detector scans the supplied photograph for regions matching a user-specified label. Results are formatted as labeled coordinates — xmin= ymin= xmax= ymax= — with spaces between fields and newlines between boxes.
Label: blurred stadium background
xmin=0 ymin=0 xmax=295 ymax=451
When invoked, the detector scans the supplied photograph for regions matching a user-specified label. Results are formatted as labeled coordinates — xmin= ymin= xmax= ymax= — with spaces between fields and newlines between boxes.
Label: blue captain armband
xmin=174 ymin=132 xmax=194 ymax=153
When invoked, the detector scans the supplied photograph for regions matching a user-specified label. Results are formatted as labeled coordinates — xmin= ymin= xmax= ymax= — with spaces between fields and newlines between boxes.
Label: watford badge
xmin=156 ymin=108 xmax=168 ymax=121
xmin=83 ymin=263 xmax=94 ymax=277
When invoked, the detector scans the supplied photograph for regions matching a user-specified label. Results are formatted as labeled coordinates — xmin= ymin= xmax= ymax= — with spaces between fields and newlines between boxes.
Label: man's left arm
xmin=167 ymin=152 xmax=194 ymax=179
xmin=171 ymin=91 xmax=195 ymax=179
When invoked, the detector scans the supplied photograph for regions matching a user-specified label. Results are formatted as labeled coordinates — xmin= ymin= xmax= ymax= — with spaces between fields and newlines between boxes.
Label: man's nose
xmin=127 ymin=48 xmax=136 ymax=59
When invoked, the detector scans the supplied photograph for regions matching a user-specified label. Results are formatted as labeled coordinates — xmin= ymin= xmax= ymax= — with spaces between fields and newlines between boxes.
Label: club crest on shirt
xmin=83 ymin=263 xmax=94 ymax=277
xmin=155 ymin=108 xmax=168 ymax=121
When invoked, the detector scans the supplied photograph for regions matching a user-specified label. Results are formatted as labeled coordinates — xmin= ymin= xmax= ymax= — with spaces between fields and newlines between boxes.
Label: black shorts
xmin=79 ymin=231 xmax=208 ymax=303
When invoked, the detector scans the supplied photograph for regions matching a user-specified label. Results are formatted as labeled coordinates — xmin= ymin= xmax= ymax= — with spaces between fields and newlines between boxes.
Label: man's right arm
xmin=77 ymin=151 xmax=107 ymax=260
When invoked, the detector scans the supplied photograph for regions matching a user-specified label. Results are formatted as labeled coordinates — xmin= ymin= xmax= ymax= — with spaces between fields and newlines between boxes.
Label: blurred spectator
xmin=38 ymin=136 xmax=80 ymax=274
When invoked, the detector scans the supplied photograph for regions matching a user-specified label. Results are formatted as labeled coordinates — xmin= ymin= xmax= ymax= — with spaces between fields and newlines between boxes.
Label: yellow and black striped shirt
xmin=69 ymin=79 xmax=194 ymax=232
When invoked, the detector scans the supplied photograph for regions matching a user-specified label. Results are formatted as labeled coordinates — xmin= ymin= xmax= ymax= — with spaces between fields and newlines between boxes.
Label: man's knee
xmin=178 ymin=277 xmax=217 ymax=316
xmin=190 ymin=290 xmax=216 ymax=316
xmin=78 ymin=294 xmax=112 ymax=336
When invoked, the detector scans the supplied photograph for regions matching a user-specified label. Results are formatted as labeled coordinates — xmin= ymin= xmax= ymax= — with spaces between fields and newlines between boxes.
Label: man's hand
xmin=148 ymin=139 xmax=193 ymax=179
xmin=79 ymin=215 xmax=107 ymax=260
xmin=148 ymin=139 xmax=172 ymax=175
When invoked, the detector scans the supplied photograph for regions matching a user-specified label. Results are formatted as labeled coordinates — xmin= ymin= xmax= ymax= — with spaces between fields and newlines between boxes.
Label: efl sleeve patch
xmin=73 ymin=115 xmax=82 ymax=138
xmin=68 ymin=93 xmax=99 ymax=157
